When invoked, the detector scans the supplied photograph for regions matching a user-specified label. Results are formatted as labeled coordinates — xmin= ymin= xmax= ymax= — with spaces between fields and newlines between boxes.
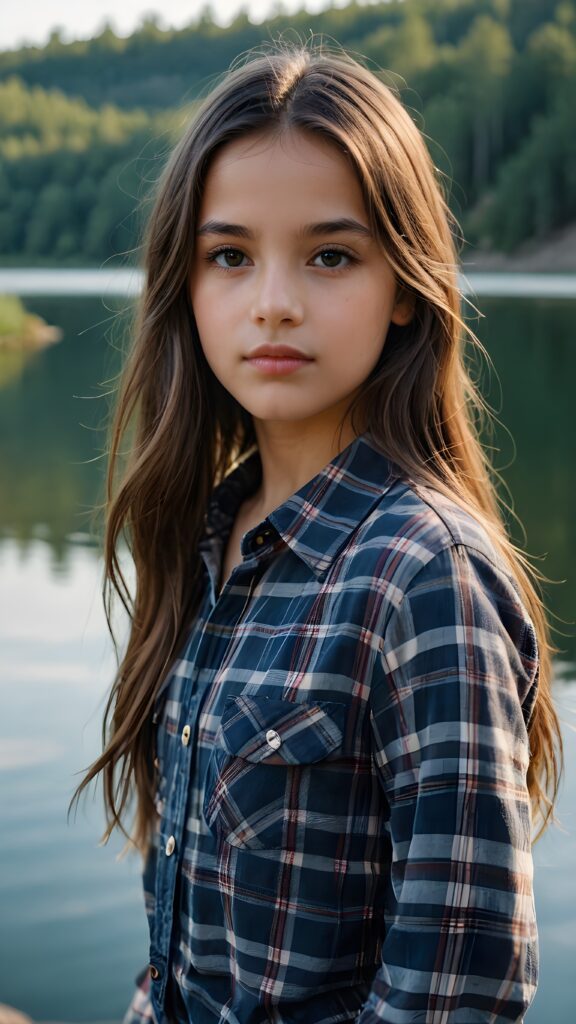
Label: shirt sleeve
xmin=359 ymin=542 xmax=539 ymax=1024
xmin=121 ymin=965 xmax=156 ymax=1024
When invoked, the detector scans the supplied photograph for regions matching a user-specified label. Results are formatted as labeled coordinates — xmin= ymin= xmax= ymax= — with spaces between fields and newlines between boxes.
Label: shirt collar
xmin=200 ymin=431 xmax=401 ymax=578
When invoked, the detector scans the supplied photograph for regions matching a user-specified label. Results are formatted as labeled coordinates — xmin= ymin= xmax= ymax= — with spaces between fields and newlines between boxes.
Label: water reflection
xmin=473 ymin=298 xmax=576 ymax=660
xmin=0 ymin=296 xmax=130 ymax=562
xmin=0 ymin=346 xmax=35 ymax=389
xmin=0 ymin=538 xmax=146 ymax=1020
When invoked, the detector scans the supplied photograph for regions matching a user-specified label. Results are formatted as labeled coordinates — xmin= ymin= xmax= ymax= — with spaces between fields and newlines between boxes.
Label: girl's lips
xmin=245 ymin=355 xmax=314 ymax=375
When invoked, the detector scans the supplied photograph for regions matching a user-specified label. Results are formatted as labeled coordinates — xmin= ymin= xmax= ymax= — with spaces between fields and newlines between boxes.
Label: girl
xmin=73 ymin=39 xmax=562 ymax=1024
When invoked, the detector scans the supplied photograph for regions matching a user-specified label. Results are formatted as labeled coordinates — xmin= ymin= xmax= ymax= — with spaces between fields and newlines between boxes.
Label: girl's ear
xmin=391 ymin=285 xmax=416 ymax=326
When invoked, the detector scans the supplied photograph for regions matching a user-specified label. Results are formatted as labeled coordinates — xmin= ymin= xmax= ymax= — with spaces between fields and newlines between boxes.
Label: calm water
xmin=0 ymin=291 xmax=575 ymax=1022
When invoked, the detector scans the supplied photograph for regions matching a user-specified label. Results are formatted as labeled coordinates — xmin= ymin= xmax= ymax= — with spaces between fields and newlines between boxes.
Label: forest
xmin=0 ymin=0 xmax=574 ymax=266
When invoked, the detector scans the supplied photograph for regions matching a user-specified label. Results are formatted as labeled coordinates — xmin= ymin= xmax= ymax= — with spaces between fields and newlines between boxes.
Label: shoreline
xmin=461 ymin=223 xmax=576 ymax=275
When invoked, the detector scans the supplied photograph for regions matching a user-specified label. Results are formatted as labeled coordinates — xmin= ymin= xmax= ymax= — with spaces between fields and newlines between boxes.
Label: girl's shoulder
xmin=355 ymin=471 xmax=519 ymax=599
xmin=362 ymin=475 xmax=539 ymax=718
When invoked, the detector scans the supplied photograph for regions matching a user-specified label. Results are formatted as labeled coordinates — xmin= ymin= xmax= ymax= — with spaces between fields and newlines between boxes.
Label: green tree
xmin=24 ymin=182 xmax=71 ymax=255
xmin=92 ymin=22 xmax=125 ymax=54
xmin=456 ymin=15 xmax=513 ymax=192
xmin=387 ymin=11 xmax=436 ymax=79
xmin=526 ymin=20 xmax=576 ymax=105
xmin=478 ymin=84 xmax=576 ymax=248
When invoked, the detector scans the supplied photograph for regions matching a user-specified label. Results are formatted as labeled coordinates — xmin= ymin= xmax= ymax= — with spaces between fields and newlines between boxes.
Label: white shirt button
xmin=266 ymin=729 xmax=282 ymax=750
xmin=165 ymin=835 xmax=176 ymax=856
xmin=181 ymin=724 xmax=191 ymax=746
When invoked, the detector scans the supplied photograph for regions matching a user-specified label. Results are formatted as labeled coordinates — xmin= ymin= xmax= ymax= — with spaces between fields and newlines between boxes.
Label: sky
xmin=1 ymin=0 xmax=354 ymax=51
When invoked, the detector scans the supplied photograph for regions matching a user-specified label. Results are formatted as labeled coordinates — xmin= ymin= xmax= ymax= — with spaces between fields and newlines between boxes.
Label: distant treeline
xmin=0 ymin=0 xmax=575 ymax=265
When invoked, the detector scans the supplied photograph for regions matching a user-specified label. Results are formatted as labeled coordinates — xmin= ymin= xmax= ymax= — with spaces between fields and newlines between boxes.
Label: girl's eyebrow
xmin=196 ymin=218 xmax=373 ymax=240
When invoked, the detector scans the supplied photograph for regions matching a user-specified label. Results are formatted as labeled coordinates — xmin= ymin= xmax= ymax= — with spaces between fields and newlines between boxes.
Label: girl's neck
xmin=248 ymin=415 xmax=362 ymax=520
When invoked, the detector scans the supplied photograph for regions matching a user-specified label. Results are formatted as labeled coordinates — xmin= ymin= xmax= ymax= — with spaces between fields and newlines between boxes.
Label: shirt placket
xmin=149 ymin=531 xmax=274 ymax=1016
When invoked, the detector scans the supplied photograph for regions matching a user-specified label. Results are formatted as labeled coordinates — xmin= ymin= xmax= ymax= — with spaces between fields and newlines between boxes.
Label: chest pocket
xmin=202 ymin=694 xmax=349 ymax=851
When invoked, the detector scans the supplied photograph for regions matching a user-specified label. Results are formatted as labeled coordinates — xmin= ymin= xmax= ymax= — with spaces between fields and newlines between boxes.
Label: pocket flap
xmin=216 ymin=694 xmax=347 ymax=764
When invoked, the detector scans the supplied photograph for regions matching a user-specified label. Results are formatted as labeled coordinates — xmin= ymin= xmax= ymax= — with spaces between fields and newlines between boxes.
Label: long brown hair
xmin=71 ymin=37 xmax=563 ymax=853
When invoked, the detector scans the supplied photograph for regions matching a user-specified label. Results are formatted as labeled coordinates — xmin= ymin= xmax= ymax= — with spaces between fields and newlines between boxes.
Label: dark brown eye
xmin=315 ymin=249 xmax=356 ymax=269
xmin=205 ymin=247 xmax=247 ymax=270
xmin=320 ymin=251 xmax=342 ymax=267
xmin=219 ymin=249 xmax=244 ymax=267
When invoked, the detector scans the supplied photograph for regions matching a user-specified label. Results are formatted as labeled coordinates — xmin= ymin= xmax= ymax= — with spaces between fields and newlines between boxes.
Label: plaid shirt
xmin=122 ymin=432 xmax=539 ymax=1024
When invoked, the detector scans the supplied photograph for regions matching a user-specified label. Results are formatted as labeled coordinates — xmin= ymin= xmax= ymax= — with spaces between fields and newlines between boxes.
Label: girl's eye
xmin=205 ymin=247 xmax=247 ymax=269
xmin=203 ymin=246 xmax=358 ymax=272
xmin=313 ymin=248 xmax=356 ymax=269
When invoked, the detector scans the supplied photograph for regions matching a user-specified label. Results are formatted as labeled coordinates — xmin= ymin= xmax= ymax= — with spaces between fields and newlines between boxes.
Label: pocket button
xmin=265 ymin=728 xmax=282 ymax=750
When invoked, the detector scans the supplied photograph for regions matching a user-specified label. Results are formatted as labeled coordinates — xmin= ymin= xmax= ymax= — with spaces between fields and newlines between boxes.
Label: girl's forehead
xmin=199 ymin=128 xmax=367 ymax=219
xmin=213 ymin=127 xmax=345 ymax=166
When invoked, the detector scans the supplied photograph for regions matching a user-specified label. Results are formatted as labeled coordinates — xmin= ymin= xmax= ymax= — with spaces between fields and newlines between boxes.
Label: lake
xmin=0 ymin=285 xmax=574 ymax=1022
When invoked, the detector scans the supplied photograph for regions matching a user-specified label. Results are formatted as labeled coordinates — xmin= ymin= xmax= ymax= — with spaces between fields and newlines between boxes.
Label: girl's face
xmin=190 ymin=127 xmax=413 ymax=436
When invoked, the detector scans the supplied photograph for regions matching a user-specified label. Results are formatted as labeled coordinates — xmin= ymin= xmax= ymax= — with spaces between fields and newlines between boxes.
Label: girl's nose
xmin=249 ymin=265 xmax=304 ymax=326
